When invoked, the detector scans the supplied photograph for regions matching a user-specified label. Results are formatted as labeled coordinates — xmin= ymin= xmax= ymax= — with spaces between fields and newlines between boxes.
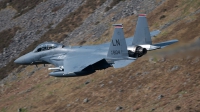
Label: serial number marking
xmin=111 ymin=50 xmax=121 ymax=55
xmin=57 ymin=55 xmax=66 ymax=59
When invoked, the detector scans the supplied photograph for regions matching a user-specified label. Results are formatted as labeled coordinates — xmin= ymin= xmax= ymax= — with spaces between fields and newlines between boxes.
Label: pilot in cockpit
xmin=34 ymin=42 xmax=64 ymax=52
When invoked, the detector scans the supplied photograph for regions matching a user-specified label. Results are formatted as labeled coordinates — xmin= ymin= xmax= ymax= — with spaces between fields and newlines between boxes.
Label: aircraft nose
xmin=14 ymin=57 xmax=24 ymax=64
xmin=14 ymin=53 xmax=33 ymax=64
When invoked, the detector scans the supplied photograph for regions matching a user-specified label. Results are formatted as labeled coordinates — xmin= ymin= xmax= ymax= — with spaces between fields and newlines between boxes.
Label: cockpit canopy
xmin=33 ymin=42 xmax=64 ymax=52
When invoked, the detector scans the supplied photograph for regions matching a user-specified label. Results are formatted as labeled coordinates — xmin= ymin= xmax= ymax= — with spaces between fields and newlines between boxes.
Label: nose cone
xmin=14 ymin=53 xmax=33 ymax=65
xmin=14 ymin=57 xmax=24 ymax=64
xmin=14 ymin=58 xmax=19 ymax=64
xmin=14 ymin=57 xmax=26 ymax=64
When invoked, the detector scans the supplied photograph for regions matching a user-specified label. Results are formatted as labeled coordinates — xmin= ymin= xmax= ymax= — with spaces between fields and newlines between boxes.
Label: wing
xmin=63 ymin=53 xmax=109 ymax=74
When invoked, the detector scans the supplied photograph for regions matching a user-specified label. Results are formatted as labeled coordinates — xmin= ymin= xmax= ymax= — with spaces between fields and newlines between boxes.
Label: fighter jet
xmin=14 ymin=14 xmax=178 ymax=77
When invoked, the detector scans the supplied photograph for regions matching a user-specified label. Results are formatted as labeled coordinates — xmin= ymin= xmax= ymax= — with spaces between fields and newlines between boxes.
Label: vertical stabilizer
xmin=132 ymin=14 xmax=152 ymax=45
xmin=107 ymin=24 xmax=128 ymax=59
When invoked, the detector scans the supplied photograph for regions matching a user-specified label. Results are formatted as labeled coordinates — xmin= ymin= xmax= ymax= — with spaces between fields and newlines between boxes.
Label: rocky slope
xmin=0 ymin=0 xmax=200 ymax=111
xmin=0 ymin=0 xmax=84 ymax=68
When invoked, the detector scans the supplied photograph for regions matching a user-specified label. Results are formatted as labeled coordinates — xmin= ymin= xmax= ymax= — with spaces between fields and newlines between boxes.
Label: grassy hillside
xmin=0 ymin=0 xmax=200 ymax=111
xmin=148 ymin=0 xmax=200 ymax=43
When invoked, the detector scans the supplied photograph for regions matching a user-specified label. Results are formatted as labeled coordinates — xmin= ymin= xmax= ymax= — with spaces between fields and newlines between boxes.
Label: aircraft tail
xmin=107 ymin=24 xmax=135 ymax=68
xmin=132 ymin=14 xmax=152 ymax=45
xmin=130 ymin=14 xmax=178 ymax=51
xmin=107 ymin=24 xmax=128 ymax=59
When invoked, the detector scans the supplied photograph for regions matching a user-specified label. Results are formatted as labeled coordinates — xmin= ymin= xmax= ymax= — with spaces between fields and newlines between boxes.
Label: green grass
xmin=1 ymin=107 xmax=7 ymax=112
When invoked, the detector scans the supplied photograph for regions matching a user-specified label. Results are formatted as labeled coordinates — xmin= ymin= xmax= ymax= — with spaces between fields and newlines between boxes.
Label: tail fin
xmin=107 ymin=24 xmax=128 ymax=59
xmin=132 ymin=14 xmax=152 ymax=45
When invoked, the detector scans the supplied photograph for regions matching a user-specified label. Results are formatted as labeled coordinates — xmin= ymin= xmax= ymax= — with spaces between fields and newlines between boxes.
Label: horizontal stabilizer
xmin=150 ymin=30 xmax=161 ymax=37
xmin=153 ymin=39 xmax=178 ymax=48
xmin=112 ymin=60 xmax=135 ymax=68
